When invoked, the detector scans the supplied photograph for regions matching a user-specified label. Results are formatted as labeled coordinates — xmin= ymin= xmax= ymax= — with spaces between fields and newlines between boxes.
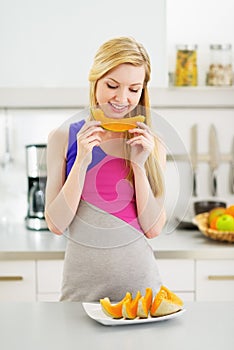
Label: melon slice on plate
xmin=100 ymin=292 xmax=132 ymax=319
xmin=150 ymin=285 xmax=184 ymax=317
xmin=137 ymin=287 xmax=153 ymax=318
xmin=122 ymin=291 xmax=142 ymax=319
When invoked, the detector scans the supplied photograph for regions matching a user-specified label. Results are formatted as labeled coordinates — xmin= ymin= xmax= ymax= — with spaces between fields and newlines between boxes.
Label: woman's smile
xmin=108 ymin=102 xmax=129 ymax=116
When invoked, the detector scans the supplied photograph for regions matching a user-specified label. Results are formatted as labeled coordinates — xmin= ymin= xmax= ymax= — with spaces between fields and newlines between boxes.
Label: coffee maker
xmin=25 ymin=144 xmax=48 ymax=230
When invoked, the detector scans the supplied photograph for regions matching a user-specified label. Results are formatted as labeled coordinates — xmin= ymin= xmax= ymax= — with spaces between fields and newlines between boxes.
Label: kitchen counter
xmin=0 ymin=301 xmax=233 ymax=350
xmin=0 ymin=222 xmax=234 ymax=260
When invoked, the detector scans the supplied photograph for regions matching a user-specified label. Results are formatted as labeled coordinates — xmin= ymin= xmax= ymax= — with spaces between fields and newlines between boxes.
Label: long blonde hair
xmin=88 ymin=36 xmax=164 ymax=197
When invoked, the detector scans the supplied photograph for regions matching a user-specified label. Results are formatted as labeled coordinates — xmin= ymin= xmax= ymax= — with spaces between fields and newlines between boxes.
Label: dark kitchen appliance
xmin=25 ymin=144 xmax=48 ymax=230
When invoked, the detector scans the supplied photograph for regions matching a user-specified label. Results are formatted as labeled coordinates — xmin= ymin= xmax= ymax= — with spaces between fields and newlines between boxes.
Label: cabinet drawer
xmin=157 ymin=259 xmax=195 ymax=291
xmin=0 ymin=261 xmax=36 ymax=301
xmin=37 ymin=260 xmax=64 ymax=293
xmin=196 ymin=260 xmax=234 ymax=301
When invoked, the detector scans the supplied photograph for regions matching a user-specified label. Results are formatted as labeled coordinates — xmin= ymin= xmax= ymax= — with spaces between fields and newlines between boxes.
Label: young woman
xmin=45 ymin=36 xmax=166 ymax=302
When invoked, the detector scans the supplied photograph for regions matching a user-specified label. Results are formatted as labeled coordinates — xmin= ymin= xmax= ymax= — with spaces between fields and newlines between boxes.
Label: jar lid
xmin=176 ymin=44 xmax=198 ymax=51
xmin=210 ymin=44 xmax=232 ymax=50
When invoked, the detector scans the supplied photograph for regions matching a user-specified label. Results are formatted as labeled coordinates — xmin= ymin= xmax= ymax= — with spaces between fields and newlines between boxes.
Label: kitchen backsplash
xmin=0 ymin=107 xmax=234 ymax=225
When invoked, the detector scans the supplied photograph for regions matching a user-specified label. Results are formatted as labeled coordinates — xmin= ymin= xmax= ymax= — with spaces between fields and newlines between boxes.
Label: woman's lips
xmin=109 ymin=102 xmax=129 ymax=114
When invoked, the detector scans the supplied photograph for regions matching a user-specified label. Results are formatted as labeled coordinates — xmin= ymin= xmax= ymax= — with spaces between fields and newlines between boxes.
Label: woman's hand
xmin=127 ymin=122 xmax=155 ymax=167
xmin=76 ymin=121 xmax=105 ymax=166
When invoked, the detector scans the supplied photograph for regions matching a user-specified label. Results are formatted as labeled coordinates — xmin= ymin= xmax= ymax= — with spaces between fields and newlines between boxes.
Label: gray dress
xmin=60 ymin=200 xmax=162 ymax=302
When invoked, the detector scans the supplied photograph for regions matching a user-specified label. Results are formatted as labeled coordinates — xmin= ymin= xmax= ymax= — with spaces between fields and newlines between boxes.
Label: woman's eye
xmin=130 ymin=88 xmax=140 ymax=93
xmin=107 ymin=83 xmax=118 ymax=89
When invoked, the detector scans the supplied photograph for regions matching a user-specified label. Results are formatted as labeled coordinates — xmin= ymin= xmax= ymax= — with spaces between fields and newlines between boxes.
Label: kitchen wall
xmin=0 ymin=0 xmax=167 ymax=87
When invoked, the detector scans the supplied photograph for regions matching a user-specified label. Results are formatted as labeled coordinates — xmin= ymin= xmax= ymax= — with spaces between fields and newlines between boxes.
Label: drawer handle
xmin=0 ymin=276 xmax=23 ymax=281
xmin=208 ymin=275 xmax=234 ymax=281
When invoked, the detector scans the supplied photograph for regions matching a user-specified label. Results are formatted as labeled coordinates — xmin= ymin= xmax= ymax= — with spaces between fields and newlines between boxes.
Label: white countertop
xmin=0 ymin=222 xmax=233 ymax=260
xmin=0 ymin=301 xmax=233 ymax=350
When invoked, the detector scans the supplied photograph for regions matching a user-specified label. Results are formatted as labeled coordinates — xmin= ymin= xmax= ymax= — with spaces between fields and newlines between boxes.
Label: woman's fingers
xmin=79 ymin=122 xmax=104 ymax=137
xmin=79 ymin=134 xmax=102 ymax=147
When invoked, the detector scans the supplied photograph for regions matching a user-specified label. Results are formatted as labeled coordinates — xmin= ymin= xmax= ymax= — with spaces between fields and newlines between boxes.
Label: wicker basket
xmin=194 ymin=212 xmax=234 ymax=243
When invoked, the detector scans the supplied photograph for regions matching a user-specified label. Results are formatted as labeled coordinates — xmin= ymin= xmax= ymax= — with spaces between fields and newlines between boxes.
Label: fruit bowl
xmin=193 ymin=212 xmax=234 ymax=243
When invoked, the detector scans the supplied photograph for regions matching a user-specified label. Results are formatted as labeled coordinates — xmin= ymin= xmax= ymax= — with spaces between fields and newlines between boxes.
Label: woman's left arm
xmin=127 ymin=122 xmax=166 ymax=238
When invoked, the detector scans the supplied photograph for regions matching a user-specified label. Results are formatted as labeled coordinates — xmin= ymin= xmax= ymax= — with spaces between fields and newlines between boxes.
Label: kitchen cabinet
xmin=0 ymin=260 xmax=64 ymax=302
xmin=36 ymin=260 xmax=64 ymax=301
xmin=157 ymin=259 xmax=195 ymax=301
xmin=0 ymin=226 xmax=234 ymax=302
xmin=196 ymin=260 xmax=234 ymax=301
xmin=0 ymin=261 xmax=36 ymax=301
xmin=0 ymin=259 xmax=234 ymax=302
xmin=0 ymin=259 xmax=195 ymax=302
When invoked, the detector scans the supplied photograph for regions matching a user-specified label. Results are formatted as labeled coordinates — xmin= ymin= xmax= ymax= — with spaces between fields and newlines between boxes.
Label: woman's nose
xmin=115 ymin=88 xmax=129 ymax=104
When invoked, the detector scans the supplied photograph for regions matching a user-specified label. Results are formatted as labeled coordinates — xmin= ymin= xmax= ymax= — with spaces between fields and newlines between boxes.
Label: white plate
xmin=82 ymin=302 xmax=186 ymax=326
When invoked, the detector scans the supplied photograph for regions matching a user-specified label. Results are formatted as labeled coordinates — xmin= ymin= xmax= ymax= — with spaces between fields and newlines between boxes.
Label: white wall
xmin=167 ymin=0 xmax=234 ymax=85
xmin=1 ymin=1 xmax=233 ymax=87
xmin=0 ymin=0 xmax=166 ymax=87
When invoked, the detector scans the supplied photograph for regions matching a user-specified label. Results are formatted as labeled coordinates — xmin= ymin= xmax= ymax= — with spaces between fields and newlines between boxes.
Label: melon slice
xmin=137 ymin=287 xmax=153 ymax=318
xmin=122 ymin=291 xmax=142 ymax=319
xmin=150 ymin=285 xmax=183 ymax=317
xmin=100 ymin=292 xmax=132 ymax=319
xmin=92 ymin=108 xmax=145 ymax=132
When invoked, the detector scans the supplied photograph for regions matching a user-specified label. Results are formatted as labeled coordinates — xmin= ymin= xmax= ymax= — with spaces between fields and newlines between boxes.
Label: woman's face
xmin=96 ymin=63 xmax=145 ymax=119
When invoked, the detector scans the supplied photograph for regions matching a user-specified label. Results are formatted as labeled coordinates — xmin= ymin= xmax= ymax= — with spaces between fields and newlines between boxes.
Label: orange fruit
xmin=209 ymin=216 xmax=219 ymax=230
xmin=225 ymin=205 xmax=234 ymax=218
xmin=208 ymin=207 xmax=226 ymax=224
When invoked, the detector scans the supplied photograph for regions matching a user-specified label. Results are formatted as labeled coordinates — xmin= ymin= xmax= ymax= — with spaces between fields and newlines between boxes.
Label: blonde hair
xmin=88 ymin=36 xmax=164 ymax=197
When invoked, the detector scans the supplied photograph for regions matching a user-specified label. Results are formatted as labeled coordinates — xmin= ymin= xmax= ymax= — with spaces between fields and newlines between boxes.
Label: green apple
xmin=208 ymin=207 xmax=226 ymax=224
xmin=216 ymin=214 xmax=234 ymax=231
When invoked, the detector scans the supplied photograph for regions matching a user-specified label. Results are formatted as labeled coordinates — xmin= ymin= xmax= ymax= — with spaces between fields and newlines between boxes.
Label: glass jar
xmin=175 ymin=45 xmax=198 ymax=86
xmin=207 ymin=44 xmax=233 ymax=86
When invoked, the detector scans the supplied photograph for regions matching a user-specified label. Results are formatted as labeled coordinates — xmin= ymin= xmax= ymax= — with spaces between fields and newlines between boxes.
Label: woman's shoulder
xmin=68 ymin=119 xmax=86 ymax=138
xmin=48 ymin=119 xmax=85 ymax=142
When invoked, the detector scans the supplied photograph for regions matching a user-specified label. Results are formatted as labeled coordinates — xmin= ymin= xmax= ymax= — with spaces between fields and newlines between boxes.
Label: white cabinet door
xmin=157 ymin=259 xmax=195 ymax=301
xmin=196 ymin=260 xmax=234 ymax=301
xmin=0 ymin=261 xmax=36 ymax=301
xmin=36 ymin=260 xmax=64 ymax=301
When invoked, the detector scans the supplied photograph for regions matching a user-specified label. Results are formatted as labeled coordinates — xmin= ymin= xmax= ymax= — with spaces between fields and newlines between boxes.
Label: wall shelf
xmin=0 ymin=87 xmax=233 ymax=109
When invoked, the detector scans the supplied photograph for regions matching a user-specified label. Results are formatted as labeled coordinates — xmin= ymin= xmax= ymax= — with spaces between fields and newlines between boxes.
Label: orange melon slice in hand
xmin=92 ymin=108 xmax=145 ymax=132
xmin=137 ymin=287 xmax=153 ymax=318
xmin=150 ymin=285 xmax=183 ymax=317
xmin=100 ymin=292 xmax=132 ymax=319
xmin=122 ymin=290 xmax=142 ymax=319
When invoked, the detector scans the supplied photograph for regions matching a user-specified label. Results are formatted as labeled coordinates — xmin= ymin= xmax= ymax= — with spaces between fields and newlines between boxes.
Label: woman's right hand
xmin=76 ymin=120 xmax=105 ymax=166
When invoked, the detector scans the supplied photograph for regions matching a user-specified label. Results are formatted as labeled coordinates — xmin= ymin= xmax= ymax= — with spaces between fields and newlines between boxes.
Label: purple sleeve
xmin=66 ymin=120 xmax=85 ymax=177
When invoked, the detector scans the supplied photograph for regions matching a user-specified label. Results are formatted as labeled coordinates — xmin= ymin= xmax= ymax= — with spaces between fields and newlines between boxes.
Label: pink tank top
xmin=66 ymin=120 xmax=143 ymax=233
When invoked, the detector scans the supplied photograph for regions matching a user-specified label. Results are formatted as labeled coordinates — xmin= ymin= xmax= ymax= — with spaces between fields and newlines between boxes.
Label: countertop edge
xmin=0 ymin=252 xmax=65 ymax=260
xmin=0 ymin=87 xmax=234 ymax=108
xmin=1 ymin=250 xmax=234 ymax=260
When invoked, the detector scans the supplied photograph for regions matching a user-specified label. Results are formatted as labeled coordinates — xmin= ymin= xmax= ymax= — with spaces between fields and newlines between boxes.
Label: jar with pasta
xmin=175 ymin=45 xmax=198 ymax=86
xmin=207 ymin=44 xmax=233 ymax=86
